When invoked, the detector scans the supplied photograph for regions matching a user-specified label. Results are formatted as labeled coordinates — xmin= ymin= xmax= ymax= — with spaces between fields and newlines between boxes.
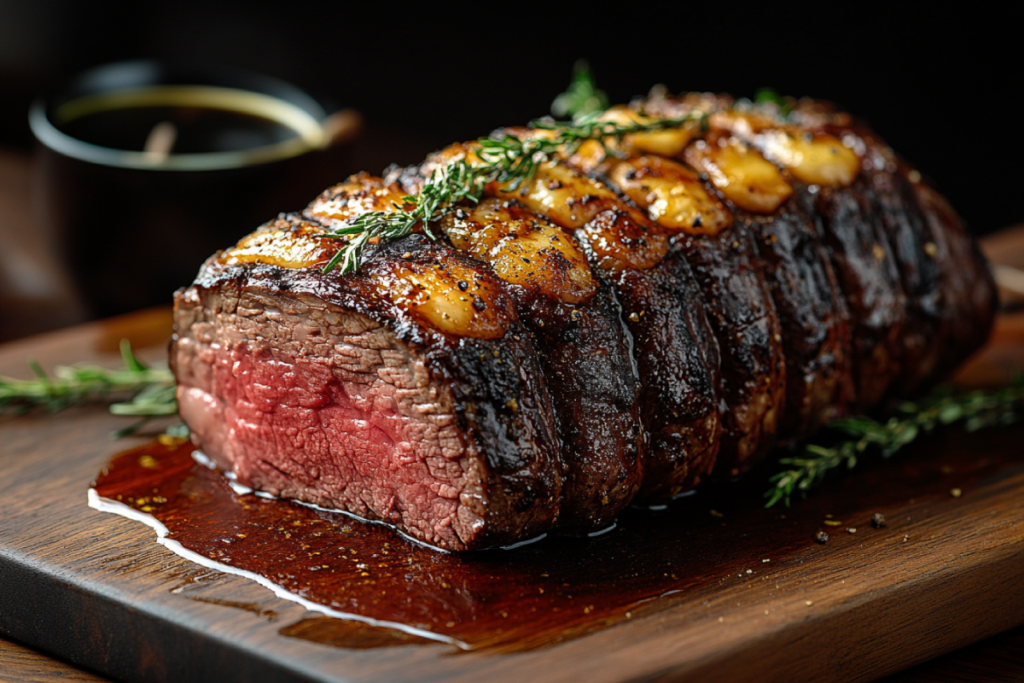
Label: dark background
xmin=0 ymin=1 xmax=1021 ymax=235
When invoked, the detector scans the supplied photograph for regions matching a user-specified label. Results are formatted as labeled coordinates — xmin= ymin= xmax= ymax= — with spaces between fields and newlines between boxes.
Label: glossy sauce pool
xmin=90 ymin=430 xmax=1024 ymax=652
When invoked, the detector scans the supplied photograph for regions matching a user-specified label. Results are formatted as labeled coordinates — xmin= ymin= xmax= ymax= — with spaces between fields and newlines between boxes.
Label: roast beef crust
xmin=530 ymin=284 xmax=644 ymax=530
xmin=174 ymin=221 xmax=564 ymax=550
xmin=810 ymin=180 xmax=908 ymax=410
xmin=172 ymin=94 xmax=998 ymax=550
xmin=743 ymin=202 xmax=853 ymax=437
xmin=675 ymin=226 xmax=787 ymax=475
xmin=616 ymin=251 xmax=722 ymax=497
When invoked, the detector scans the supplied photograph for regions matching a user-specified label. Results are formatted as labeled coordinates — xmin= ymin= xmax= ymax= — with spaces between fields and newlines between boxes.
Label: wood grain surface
xmin=1 ymin=280 xmax=1023 ymax=681
xmin=0 ymin=637 xmax=108 ymax=683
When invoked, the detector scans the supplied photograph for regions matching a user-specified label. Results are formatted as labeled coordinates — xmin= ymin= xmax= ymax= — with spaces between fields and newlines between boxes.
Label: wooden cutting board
xmin=1 ymin=301 xmax=1022 ymax=683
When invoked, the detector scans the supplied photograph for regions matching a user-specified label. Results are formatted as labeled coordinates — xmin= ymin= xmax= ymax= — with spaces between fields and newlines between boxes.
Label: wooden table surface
xmin=1 ymin=162 xmax=1023 ymax=679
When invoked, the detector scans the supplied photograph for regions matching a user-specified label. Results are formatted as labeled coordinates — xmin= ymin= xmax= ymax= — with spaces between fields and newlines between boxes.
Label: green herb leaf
xmin=551 ymin=60 xmax=609 ymax=123
xmin=0 ymin=341 xmax=178 ymax=430
xmin=765 ymin=379 xmax=1024 ymax=507
xmin=754 ymin=87 xmax=793 ymax=118
xmin=319 ymin=111 xmax=707 ymax=276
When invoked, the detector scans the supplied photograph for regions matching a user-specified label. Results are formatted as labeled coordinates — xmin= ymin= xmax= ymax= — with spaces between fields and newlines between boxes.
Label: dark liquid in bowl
xmin=60 ymin=105 xmax=299 ymax=153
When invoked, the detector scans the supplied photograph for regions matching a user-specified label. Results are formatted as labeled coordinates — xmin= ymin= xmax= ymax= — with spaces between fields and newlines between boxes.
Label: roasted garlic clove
xmin=442 ymin=199 xmax=596 ymax=304
xmin=710 ymin=111 xmax=861 ymax=188
xmin=755 ymin=129 xmax=860 ymax=187
xmin=491 ymin=161 xmax=620 ymax=229
xmin=306 ymin=173 xmax=410 ymax=227
xmin=684 ymin=136 xmax=794 ymax=214
xmin=224 ymin=225 xmax=332 ymax=269
xmin=372 ymin=260 xmax=510 ymax=340
xmin=606 ymin=156 xmax=733 ymax=235
xmin=601 ymin=106 xmax=698 ymax=158
xmin=493 ymin=161 xmax=667 ymax=272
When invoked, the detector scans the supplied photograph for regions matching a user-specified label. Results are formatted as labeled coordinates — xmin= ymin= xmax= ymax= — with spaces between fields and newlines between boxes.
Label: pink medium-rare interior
xmin=173 ymin=288 xmax=486 ymax=550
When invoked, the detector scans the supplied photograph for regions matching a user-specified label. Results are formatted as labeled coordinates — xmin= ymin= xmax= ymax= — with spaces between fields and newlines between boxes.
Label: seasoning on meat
xmin=171 ymin=90 xmax=996 ymax=551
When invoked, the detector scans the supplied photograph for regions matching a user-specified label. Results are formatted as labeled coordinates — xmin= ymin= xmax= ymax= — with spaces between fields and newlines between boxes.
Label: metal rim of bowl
xmin=30 ymin=62 xmax=331 ymax=172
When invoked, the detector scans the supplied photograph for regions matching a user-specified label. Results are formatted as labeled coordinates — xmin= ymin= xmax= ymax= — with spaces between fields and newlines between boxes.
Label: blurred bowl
xmin=29 ymin=60 xmax=360 ymax=318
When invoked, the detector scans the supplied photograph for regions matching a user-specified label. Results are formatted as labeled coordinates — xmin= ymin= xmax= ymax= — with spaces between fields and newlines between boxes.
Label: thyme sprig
xmin=320 ymin=113 xmax=706 ymax=275
xmin=765 ymin=380 xmax=1024 ymax=507
xmin=551 ymin=59 xmax=609 ymax=122
xmin=0 ymin=340 xmax=177 ymax=437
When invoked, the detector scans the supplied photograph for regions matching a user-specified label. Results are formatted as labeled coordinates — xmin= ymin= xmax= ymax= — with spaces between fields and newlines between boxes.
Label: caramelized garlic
xmin=600 ymin=105 xmax=699 ymax=158
xmin=307 ymin=173 xmax=410 ymax=227
xmin=605 ymin=156 xmax=732 ymax=235
xmin=371 ymin=260 xmax=509 ymax=340
xmin=443 ymin=199 xmax=596 ymax=304
xmin=755 ymin=129 xmax=860 ymax=187
xmin=224 ymin=225 xmax=331 ymax=269
xmin=710 ymin=111 xmax=860 ymax=187
xmin=683 ymin=136 xmax=793 ymax=214
xmin=492 ymin=162 xmax=666 ymax=271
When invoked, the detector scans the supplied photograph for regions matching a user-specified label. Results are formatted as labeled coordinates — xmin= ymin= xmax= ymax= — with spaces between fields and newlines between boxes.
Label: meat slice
xmin=742 ymin=202 xmax=854 ymax=436
xmin=172 ymin=218 xmax=563 ymax=551
xmin=911 ymin=182 xmax=998 ymax=372
xmin=675 ymin=226 xmax=786 ymax=474
xmin=806 ymin=180 xmax=908 ymax=410
xmin=616 ymin=251 xmax=723 ymax=497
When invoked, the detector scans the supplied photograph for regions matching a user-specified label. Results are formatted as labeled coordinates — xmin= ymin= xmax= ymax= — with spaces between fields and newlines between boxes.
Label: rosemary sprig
xmin=320 ymin=113 xmax=706 ymax=275
xmin=765 ymin=380 xmax=1024 ymax=507
xmin=0 ymin=340 xmax=177 ymax=437
xmin=551 ymin=59 xmax=609 ymax=122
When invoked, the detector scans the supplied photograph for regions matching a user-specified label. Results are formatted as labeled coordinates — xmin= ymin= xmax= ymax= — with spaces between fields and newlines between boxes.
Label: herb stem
xmin=0 ymin=340 xmax=177 ymax=421
xmin=319 ymin=111 xmax=705 ymax=275
xmin=765 ymin=380 xmax=1024 ymax=507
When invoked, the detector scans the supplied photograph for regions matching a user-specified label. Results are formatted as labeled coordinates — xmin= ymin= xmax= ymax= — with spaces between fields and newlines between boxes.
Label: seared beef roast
xmin=172 ymin=92 xmax=996 ymax=551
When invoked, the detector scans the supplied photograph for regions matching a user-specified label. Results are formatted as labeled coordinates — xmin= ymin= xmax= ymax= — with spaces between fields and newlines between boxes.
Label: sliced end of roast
xmin=174 ymin=285 xmax=494 ymax=550
xmin=171 ymin=240 xmax=564 ymax=552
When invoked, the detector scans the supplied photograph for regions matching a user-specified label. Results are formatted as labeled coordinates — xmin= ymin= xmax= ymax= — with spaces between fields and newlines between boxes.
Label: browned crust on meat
xmin=530 ymin=284 xmax=644 ymax=531
xmin=173 ymin=217 xmax=564 ymax=550
xmin=674 ymin=225 xmax=786 ymax=475
xmin=616 ymin=251 xmax=723 ymax=497
xmin=741 ymin=202 xmax=853 ymax=436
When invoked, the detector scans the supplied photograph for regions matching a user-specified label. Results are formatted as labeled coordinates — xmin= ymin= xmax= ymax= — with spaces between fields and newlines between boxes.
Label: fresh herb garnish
xmin=551 ymin=59 xmax=609 ymax=122
xmin=0 ymin=340 xmax=177 ymax=438
xmin=753 ymin=87 xmax=792 ymax=118
xmin=320 ymin=110 xmax=706 ymax=275
xmin=765 ymin=380 xmax=1024 ymax=507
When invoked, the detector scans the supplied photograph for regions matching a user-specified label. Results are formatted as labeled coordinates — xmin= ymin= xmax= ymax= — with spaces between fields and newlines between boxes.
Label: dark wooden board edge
xmin=0 ymin=550 xmax=327 ymax=683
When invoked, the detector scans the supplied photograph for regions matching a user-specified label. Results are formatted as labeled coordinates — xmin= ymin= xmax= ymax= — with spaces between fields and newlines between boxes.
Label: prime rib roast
xmin=171 ymin=91 xmax=997 ymax=551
